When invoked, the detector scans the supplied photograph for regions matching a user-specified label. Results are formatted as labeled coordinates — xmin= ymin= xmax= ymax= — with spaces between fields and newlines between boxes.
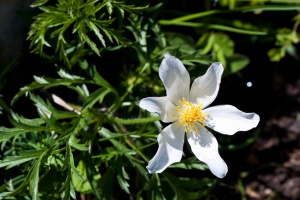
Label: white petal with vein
xmin=190 ymin=62 xmax=223 ymax=108
xmin=203 ymin=105 xmax=260 ymax=135
xmin=159 ymin=54 xmax=190 ymax=105
xmin=147 ymin=123 xmax=185 ymax=173
xmin=140 ymin=97 xmax=178 ymax=123
xmin=187 ymin=125 xmax=228 ymax=178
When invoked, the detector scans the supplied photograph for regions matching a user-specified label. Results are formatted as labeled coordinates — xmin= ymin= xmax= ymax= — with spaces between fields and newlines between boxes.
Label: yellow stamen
xmin=176 ymin=98 xmax=208 ymax=133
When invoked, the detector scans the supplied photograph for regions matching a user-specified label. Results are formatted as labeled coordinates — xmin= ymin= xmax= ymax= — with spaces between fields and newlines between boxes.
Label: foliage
xmin=28 ymin=0 xmax=146 ymax=68
xmin=1 ymin=0 xmax=300 ymax=199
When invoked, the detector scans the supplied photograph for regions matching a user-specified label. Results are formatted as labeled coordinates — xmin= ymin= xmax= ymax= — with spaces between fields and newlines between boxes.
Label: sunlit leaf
xmin=68 ymin=134 xmax=89 ymax=151
xmin=29 ymin=158 xmax=42 ymax=200
xmin=268 ymin=47 xmax=286 ymax=62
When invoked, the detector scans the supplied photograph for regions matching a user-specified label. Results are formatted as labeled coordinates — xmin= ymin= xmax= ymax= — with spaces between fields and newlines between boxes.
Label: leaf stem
xmin=112 ymin=116 xmax=161 ymax=124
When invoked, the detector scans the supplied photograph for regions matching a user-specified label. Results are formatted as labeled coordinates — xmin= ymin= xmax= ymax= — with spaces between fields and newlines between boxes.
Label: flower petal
xmin=203 ymin=105 xmax=260 ymax=135
xmin=139 ymin=97 xmax=178 ymax=123
xmin=190 ymin=62 xmax=224 ymax=108
xmin=147 ymin=123 xmax=185 ymax=173
xmin=187 ymin=126 xmax=228 ymax=178
xmin=159 ymin=54 xmax=190 ymax=105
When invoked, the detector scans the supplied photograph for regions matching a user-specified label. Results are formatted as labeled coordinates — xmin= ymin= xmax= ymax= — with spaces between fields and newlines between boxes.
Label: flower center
xmin=176 ymin=98 xmax=208 ymax=133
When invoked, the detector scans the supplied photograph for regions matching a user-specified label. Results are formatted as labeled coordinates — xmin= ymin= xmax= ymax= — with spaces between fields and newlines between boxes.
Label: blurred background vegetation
xmin=0 ymin=0 xmax=299 ymax=199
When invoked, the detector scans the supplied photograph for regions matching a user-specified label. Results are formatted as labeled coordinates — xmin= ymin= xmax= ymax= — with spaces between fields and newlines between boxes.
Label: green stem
xmin=124 ymin=139 xmax=153 ymax=162
xmin=112 ymin=116 xmax=161 ymax=124
xmin=158 ymin=21 xmax=267 ymax=35
xmin=162 ymin=5 xmax=300 ymax=23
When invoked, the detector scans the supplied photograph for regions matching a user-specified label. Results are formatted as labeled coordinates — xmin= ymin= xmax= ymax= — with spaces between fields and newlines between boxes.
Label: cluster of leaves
xmin=267 ymin=15 xmax=300 ymax=62
xmin=1 ymin=0 xmax=300 ymax=199
xmin=0 ymin=64 xmax=214 ymax=199
xmin=28 ymin=0 xmax=146 ymax=68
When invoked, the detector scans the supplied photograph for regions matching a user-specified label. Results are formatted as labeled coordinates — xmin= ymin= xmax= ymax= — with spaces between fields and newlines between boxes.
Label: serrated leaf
xmin=87 ymin=21 xmax=106 ymax=47
xmin=0 ymin=156 xmax=38 ymax=169
xmin=64 ymin=117 xmax=85 ymax=136
xmin=5 ymin=152 xmax=45 ymax=198
xmin=37 ymin=107 xmax=66 ymax=133
xmin=0 ymin=127 xmax=26 ymax=142
xmin=147 ymin=175 xmax=164 ymax=200
xmin=67 ymin=144 xmax=86 ymax=182
xmin=70 ymin=180 xmax=76 ymax=199
xmin=8 ymin=114 xmax=49 ymax=132
xmin=68 ymin=134 xmax=89 ymax=151
xmin=29 ymin=158 xmax=42 ymax=200
xmin=72 ymin=160 xmax=100 ymax=193
xmin=29 ymin=92 xmax=79 ymax=122
xmin=81 ymin=32 xmax=100 ymax=56
xmin=58 ymin=69 xmax=83 ymax=80
xmin=90 ymin=1 xmax=107 ymax=14
xmin=81 ymin=152 xmax=102 ymax=199
xmin=12 ymin=76 xmax=86 ymax=104
xmin=34 ymin=76 xmax=50 ymax=84
xmin=31 ymin=0 xmax=49 ymax=7
xmin=82 ymin=88 xmax=111 ymax=111
xmin=116 ymin=158 xmax=130 ymax=194
xmin=59 ymin=167 xmax=72 ymax=200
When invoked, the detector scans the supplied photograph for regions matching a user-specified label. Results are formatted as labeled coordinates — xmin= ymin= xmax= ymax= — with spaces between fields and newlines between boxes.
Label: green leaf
xmin=116 ymin=158 xmax=130 ymax=194
xmin=57 ymin=69 xmax=84 ymax=80
xmin=286 ymin=45 xmax=299 ymax=61
xmin=268 ymin=47 xmax=286 ymax=62
xmin=99 ymin=128 xmax=136 ymax=157
xmin=81 ymin=152 xmax=102 ymax=199
xmin=29 ymin=158 xmax=42 ymax=200
xmin=163 ymin=172 xmax=212 ymax=200
xmin=87 ymin=21 xmax=106 ymax=47
xmin=79 ymin=30 xmax=101 ymax=56
xmin=214 ymin=33 xmax=234 ymax=55
xmin=166 ymin=33 xmax=196 ymax=54
xmin=0 ymin=156 xmax=38 ymax=169
xmin=59 ymin=166 xmax=72 ymax=200
xmin=223 ymin=54 xmax=250 ymax=76
xmin=0 ymin=127 xmax=26 ymax=142
xmin=82 ymin=88 xmax=111 ymax=111
xmin=66 ymin=144 xmax=86 ymax=182
xmin=72 ymin=159 xmax=100 ymax=193
xmin=0 ymin=149 xmax=46 ymax=170
xmin=197 ymin=33 xmax=214 ymax=55
xmin=6 ymin=152 xmax=45 ymax=198
xmin=168 ymin=157 xmax=207 ymax=171
xmin=8 ymin=112 xmax=49 ymax=132
xmin=31 ymin=0 xmax=49 ymax=7
xmin=68 ymin=134 xmax=90 ymax=151
xmin=146 ymin=175 xmax=164 ymax=200
xmin=12 ymin=74 xmax=86 ymax=104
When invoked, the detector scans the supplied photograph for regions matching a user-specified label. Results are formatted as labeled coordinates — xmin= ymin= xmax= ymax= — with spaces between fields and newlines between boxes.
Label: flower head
xmin=139 ymin=54 xmax=260 ymax=178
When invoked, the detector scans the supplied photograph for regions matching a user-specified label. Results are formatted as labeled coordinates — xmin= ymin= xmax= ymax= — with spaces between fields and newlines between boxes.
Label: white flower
xmin=139 ymin=54 xmax=260 ymax=178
